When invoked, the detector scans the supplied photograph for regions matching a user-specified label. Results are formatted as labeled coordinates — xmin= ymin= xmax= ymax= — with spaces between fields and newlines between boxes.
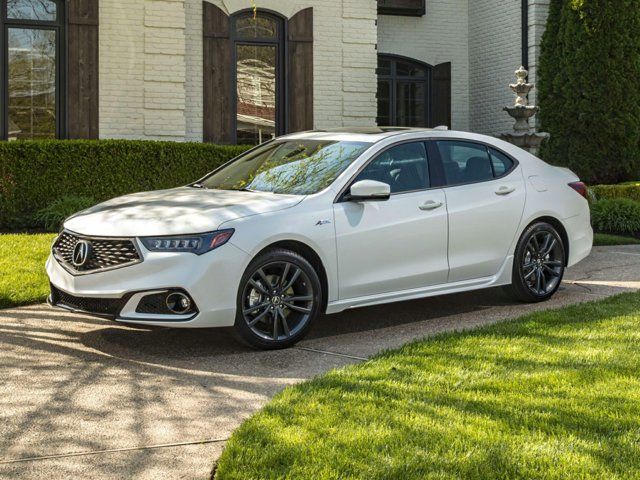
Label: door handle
xmin=495 ymin=186 xmax=516 ymax=196
xmin=419 ymin=201 xmax=444 ymax=211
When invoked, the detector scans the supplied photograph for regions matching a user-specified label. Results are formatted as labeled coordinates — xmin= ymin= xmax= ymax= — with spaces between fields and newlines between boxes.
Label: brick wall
xmin=468 ymin=0 xmax=522 ymax=135
xmin=100 ymin=0 xmax=187 ymax=141
xmin=468 ymin=0 xmax=550 ymax=135
xmin=185 ymin=0 xmax=203 ymax=141
xmin=377 ymin=0 xmax=471 ymax=131
xmin=99 ymin=0 xmax=145 ymax=139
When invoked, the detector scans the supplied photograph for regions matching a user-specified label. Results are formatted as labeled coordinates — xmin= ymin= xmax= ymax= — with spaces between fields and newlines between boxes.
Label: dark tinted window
xmin=435 ymin=141 xmax=493 ymax=185
xmin=489 ymin=148 xmax=515 ymax=177
xmin=355 ymin=142 xmax=429 ymax=194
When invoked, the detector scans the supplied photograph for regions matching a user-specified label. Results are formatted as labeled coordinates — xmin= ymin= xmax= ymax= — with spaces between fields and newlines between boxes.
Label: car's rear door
xmin=333 ymin=141 xmax=449 ymax=300
xmin=429 ymin=140 xmax=526 ymax=283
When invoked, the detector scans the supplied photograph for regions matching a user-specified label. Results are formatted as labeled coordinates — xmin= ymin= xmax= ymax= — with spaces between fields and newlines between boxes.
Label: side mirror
xmin=348 ymin=180 xmax=391 ymax=202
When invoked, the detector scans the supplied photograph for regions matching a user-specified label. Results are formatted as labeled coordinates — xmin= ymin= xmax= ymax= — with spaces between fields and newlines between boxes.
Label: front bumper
xmin=46 ymin=241 xmax=251 ymax=328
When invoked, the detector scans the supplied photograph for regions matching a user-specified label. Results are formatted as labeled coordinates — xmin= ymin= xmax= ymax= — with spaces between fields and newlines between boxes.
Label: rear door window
xmin=489 ymin=147 xmax=515 ymax=178
xmin=435 ymin=141 xmax=493 ymax=186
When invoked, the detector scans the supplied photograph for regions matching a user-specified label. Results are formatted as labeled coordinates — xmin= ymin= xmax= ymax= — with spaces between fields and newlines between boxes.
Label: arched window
xmin=1 ymin=0 xmax=65 ymax=140
xmin=232 ymin=10 xmax=285 ymax=145
xmin=377 ymin=54 xmax=451 ymax=129
xmin=377 ymin=54 xmax=432 ymax=128
xmin=204 ymin=5 xmax=313 ymax=145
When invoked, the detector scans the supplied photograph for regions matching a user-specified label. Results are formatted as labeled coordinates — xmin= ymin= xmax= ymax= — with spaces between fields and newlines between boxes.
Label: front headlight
xmin=140 ymin=229 xmax=235 ymax=255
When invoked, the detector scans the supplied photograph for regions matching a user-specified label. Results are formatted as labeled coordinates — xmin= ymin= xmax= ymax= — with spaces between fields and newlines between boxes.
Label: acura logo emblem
xmin=72 ymin=240 xmax=92 ymax=267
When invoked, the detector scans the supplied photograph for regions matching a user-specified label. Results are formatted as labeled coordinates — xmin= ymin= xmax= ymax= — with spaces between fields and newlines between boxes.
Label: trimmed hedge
xmin=591 ymin=198 xmax=640 ymax=237
xmin=0 ymin=140 xmax=250 ymax=230
xmin=591 ymin=183 xmax=640 ymax=203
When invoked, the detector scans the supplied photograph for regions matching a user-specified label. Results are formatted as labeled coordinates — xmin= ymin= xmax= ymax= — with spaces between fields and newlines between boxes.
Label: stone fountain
xmin=499 ymin=66 xmax=550 ymax=156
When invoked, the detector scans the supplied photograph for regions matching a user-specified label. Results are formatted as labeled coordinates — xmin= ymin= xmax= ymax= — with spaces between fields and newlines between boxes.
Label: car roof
xmin=275 ymin=128 xmax=532 ymax=163
xmin=280 ymin=127 xmax=469 ymax=143
xmin=278 ymin=127 xmax=433 ymax=143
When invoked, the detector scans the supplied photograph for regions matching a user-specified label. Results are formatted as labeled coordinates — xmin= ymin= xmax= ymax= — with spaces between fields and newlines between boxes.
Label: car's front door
xmin=431 ymin=140 xmax=526 ymax=283
xmin=333 ymin=141 xmax=449 ymax=300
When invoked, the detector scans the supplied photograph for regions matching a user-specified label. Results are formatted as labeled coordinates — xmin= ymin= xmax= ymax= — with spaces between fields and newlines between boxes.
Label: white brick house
xmin=0 ymin=0 xmax=549 ymax=144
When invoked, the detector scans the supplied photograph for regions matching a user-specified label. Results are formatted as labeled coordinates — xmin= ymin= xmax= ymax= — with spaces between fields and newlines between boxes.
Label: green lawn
xmin=593 ymin=233 xmax=640 ymax=246
xmin=215 ymin=292 xmax=640 ymax=480
xmin=0 ymin=233 xmax=56 ymax=309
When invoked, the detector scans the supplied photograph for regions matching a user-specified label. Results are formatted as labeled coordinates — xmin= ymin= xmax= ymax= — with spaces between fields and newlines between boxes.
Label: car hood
xmin=64 ymin=187 xmax=304 ymax=237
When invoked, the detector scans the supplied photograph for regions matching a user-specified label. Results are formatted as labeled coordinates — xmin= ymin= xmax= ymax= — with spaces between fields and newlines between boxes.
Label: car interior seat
xmin=463 ymin=156 xmax=493 ymax=183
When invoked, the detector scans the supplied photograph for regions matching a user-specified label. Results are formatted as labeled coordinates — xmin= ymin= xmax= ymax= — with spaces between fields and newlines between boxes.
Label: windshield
xmin=199 ymin=140 xmax=371 ymax=195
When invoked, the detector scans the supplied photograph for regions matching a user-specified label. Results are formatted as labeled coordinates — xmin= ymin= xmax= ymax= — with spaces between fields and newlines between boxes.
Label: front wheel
xmin=234 ymin=249 xmax=322 ymax=350
xmin=504 ymin=222 xmax=566 ymax=303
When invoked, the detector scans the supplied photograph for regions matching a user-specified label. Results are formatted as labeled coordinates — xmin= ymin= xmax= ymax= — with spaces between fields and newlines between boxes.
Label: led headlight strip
xmin=140 ymin=229 xmax=235 ymax=255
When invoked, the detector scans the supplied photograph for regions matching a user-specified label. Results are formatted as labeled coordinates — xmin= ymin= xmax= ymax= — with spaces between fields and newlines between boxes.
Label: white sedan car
xmin=47 ymin=128 xmax=593 ymax=349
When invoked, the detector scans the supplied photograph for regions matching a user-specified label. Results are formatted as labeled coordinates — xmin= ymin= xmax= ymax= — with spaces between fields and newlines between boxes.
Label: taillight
xmin=568 ymin=182 xmax=588 ymax=199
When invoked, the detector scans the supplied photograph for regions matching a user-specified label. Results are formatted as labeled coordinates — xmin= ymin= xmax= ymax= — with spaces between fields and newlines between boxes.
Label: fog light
xmin=166 ymin=292 xmax=192 ymax=315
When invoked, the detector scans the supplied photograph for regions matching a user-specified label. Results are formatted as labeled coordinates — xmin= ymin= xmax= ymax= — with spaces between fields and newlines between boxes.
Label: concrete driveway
xmin=1 ymin=246 xmax=639 ymax=479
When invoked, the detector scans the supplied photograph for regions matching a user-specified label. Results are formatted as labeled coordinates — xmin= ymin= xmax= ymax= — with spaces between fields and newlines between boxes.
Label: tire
xmin=233 ymin=249 xmax=322 ymax=350
xmin=504 ymin=222 xmax=566 ymax=303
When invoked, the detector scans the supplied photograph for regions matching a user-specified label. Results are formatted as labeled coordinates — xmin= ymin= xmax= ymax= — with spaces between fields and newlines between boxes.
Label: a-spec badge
xmin=315 ymin=220 xmax=332 ymax=226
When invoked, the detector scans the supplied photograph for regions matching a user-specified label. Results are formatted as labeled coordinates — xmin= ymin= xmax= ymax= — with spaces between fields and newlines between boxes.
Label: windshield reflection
xmin=201 ymin=140 xmax=371 ymax=195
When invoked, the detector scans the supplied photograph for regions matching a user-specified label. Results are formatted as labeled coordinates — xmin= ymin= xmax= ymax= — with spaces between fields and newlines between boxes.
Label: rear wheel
xmin=234 ymin=249 xmax=322 ymax=350
xmin=504 ymin=222 xmax=566 ymax=303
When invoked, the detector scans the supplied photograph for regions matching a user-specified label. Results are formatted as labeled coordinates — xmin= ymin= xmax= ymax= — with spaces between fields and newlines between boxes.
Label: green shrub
xmin=538 ymin=0 xmax=640 ymax=184
xmin=0 ymin=140 xmax=250 ymax=230
xmin=34 ymin=196 xmax=97 ymax=232
xmin=591 ymin=198 xmax=640 ymax=236
xmin=591 ymin=183 xmax=640 ymax=202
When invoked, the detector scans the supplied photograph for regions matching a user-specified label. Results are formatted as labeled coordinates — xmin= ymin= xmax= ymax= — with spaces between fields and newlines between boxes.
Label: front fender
xmin=220 ymin=207 xmax=339 ymax=303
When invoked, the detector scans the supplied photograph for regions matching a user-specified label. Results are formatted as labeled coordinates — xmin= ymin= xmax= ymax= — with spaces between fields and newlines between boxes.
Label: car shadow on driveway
xmin=74 ymin=287 xmax=515 ymax=369
xmin=68 ymin=282 xmax=624 ymax=368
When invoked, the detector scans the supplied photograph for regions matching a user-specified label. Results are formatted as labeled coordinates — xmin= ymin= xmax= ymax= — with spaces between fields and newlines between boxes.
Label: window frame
xmin=0 ymin=0 xmax=66 ymax=140
xmin=377 ymin=54 xmax=432 ymax=128
xmin=230 ymin=9 xmax=286 ymax=145
xmin=336 ymin=139 xmax=436 ymax=203
xmin=427 ymin=139 xmax=520 ymax=189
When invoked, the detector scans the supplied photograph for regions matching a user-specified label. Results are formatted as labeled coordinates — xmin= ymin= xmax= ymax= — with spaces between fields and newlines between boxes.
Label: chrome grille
xmin=53 ymin=231 xmax=141 ymax=274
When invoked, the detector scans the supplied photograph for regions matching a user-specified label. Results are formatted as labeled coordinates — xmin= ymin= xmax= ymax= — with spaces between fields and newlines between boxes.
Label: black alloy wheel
xmin=505 ymin=222 xmax=566 ymax=303
xmin=234 ymin=249 xmax=321 ymax=349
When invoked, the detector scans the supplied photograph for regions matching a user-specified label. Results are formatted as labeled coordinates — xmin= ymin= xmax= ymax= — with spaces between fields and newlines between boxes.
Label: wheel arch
xmin=525 ymin=216 xmax=570 ymax=266
xmin=256 ymin=240 xmax=329 ymax=313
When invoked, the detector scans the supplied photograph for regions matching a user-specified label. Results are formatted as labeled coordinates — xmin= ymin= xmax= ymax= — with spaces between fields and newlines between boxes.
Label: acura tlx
xmin=47 ymin=128 xmax=592 ymax=349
